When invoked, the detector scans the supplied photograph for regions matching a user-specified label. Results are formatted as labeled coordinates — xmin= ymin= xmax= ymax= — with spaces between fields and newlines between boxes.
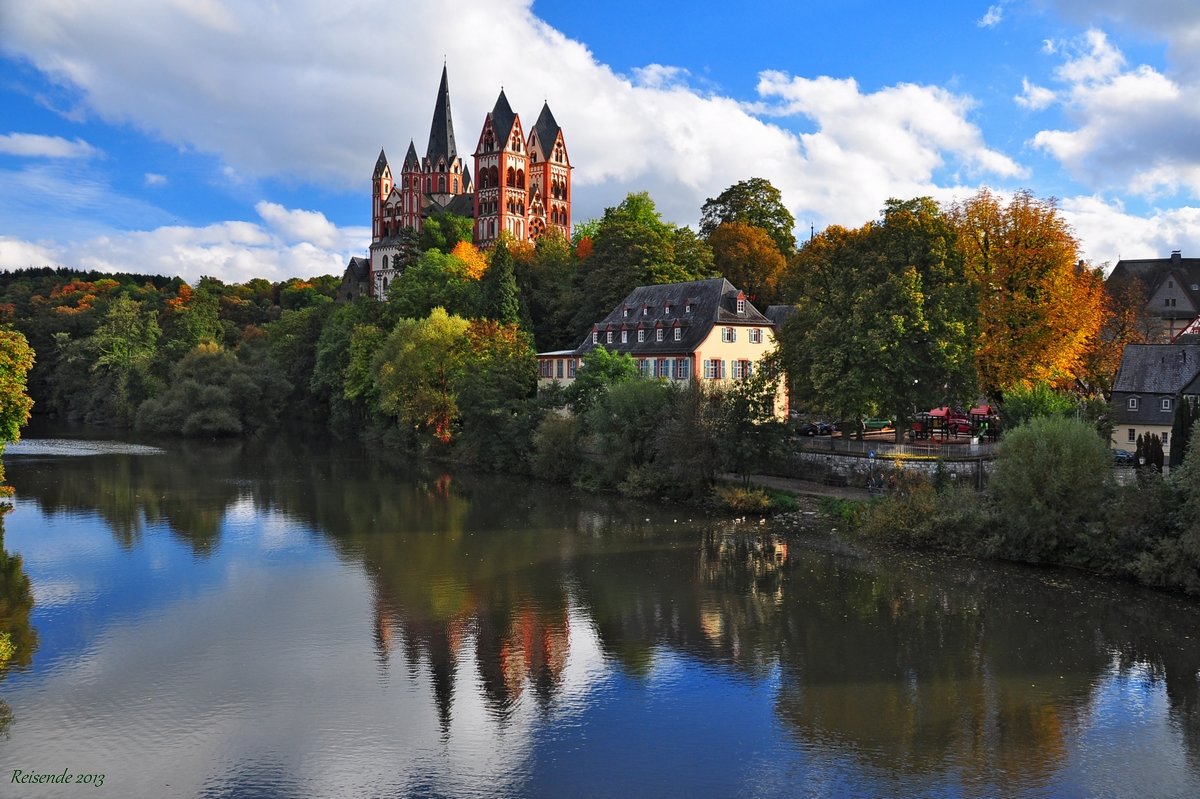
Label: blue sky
xmin=1 ymin=0 xmax=1198 ymax=284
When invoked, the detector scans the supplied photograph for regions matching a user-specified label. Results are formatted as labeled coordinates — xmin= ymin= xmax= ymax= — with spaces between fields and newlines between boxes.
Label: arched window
xmin=439 ymin=175 xmax=446 ymax=193
xmin=490 ymin=166 xmax=499 ymax=187
xmin=506 ymin=167 xmax=515 ymax=187
xmin=383 ymin=254 xmax=389 ymax=270
xmin=426 ymin=177 xmax=432 ymax=193
xmin=516 ymin=169 xmax=525 ymax=189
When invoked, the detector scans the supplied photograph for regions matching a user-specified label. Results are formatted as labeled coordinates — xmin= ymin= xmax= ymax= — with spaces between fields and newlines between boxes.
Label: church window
xmin=439 ymin=176 xmax=446 ymax=193
xmin=426 ymin=178 xmax=432 ymax=192
xmin=383 ymin=255 xmax=389 ymax=269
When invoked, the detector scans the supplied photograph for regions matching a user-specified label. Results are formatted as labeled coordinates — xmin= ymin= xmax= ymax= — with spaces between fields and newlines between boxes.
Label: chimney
xmin=1171 ymin=250 xmax=1182 ymax=263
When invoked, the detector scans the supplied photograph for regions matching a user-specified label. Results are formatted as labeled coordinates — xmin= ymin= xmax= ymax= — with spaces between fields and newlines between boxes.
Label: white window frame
xmin=737 ymin=298 xmax=746 ymax=313
xmin=1128 ymin=397 xmax=1139 ymax=410
xmin=606 ymin=331 xmax=613 ymax=344
xmin=674 ymin=328 xmax=681 ymax=342
xmin=621 ymin=330 xmax=628 ymax=344
xmin=637 ymin=329 xmax=645 ymax=343
xmin=592 ymin=331 xmax=598 ymax=344
xmin=656 ymin=328 xmax=664 ymax=342
xmin=1162 ymin=397 xmax=1172 ymax=410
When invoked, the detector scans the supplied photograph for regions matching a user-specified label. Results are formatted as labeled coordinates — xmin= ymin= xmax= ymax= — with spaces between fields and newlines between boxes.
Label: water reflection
xmin=2 ymin=434 xmax=1199 ymax=797
xmin=0 ymin=507 xmax=38 ymax=737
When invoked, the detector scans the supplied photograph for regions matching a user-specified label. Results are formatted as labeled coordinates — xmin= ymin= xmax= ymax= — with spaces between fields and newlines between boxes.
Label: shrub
xmin=713 ymin=485 xmax=773 ymax=513
xmin=988 ymin=415 xmax=1112 ymax=563
xmin=531 ymin=413 xmax=580 ymax=484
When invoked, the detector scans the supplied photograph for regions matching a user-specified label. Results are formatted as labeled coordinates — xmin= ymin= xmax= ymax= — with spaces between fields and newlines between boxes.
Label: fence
xmin=794 ymin=435 xmax=1001 ymax=460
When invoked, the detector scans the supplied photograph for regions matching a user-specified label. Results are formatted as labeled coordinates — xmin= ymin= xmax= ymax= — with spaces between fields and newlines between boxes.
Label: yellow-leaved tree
xmin=450 ymin=241 xmax=489 ymax=281
xmin=0 ymin=326 xmax=34 ymax=496
xmin=949 ymin=189 xmax=1106 ymax=395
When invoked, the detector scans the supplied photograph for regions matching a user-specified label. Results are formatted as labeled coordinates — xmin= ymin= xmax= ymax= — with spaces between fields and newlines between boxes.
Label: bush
xmin=988 ymin=415 xmax=1112 ymax=563
xmin=713 ymin=485 xmax=773 ymax=513
xmin=531 ymin=414 xmax=580 ymax=484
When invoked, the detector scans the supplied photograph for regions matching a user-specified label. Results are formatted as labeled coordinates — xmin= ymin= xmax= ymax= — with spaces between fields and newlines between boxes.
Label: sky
xmin=1 ymin=0 xmax=1199 ymax=284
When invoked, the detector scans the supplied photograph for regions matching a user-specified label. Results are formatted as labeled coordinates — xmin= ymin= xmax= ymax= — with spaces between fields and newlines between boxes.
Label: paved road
xmin=723 ymin=473 xmax=871 ymax=501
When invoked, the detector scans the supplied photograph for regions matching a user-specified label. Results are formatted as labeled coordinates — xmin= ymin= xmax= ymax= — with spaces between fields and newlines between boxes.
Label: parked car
xmin=798 ymin=420 xmax=833 ymax=436
xmin=863 ymin=418 xmax=893 ymax=431
xmin=1112 ymin=448 xmax=1136 ymax=467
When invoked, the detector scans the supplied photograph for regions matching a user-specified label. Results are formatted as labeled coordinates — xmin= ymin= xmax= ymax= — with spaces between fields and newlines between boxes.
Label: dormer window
xmin=1128 ymin=397 xmax=1139 ymax=410
xmin=623 ymin=307 xmax=629 ymax=317
xmin=674 ymin=328 xmax=681 ymax=341
xmin=737 ymin=298 xmax=746 ymax=314
xmin=643 ymin=306 xmax=649 ymax=316
xmin=637 ymin=329 xmax=645 ymax=343
xmin=656 ymin=328 xmax=664 ymax=342
xmin=665 ymin=304 xmax=672 ymax=315
xmin=1162 ymin=398 xmax=1172 ymax=410
xmin=606 ymin=331 xmax=613 ymax=344
xmin=621 ymin=330 xmax=628 ymax=344
xmin=592 ymin=331 xmax=598 ymax=344
xmin=684 ymin=304 xmax=692 ymax=314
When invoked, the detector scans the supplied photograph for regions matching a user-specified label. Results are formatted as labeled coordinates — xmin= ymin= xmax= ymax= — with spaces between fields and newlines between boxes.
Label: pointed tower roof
xmin=402 ymin=140 xmax=420 ymax=171
xmin=372 ymin=148 xmax=389 ymax=179
xmin=532 ymin=102 xmax=561 ymax=151
xmin=489 ymin=89 xmax=517 ymax=143
xmin=461 ymin=163 xmax=472 ymax=191
xmin=426 ymin=65 xmax=458 ymax=163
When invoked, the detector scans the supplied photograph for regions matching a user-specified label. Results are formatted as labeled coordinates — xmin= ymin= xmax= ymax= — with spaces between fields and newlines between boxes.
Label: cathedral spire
xmin=372 ymin=148 xmax=389 ymax=179
xmin=426 ymin=64 xmax=458 ymax=164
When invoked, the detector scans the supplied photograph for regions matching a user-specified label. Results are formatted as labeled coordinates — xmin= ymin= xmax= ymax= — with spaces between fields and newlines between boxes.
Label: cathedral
xmin=349 ymin=66 xmax=573 ymax=300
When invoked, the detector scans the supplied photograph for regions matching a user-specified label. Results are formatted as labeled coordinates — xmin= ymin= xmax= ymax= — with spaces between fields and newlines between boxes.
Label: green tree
xmin=310 ymin=300 xmax=398 ymax=432
xmin=515 ymin=229 xmax=579 ymax=350
xmin=573 ymin=192 xmax=714 ymax=334
xmin=988 ymin=415 xmax=1113 ymax=563
xmin=90 ymin=295 xmax=161 ymax=425
xmin=584 ymin=378 xmax=674 ymax=491
xmin=700 ymin=177 xmax=797 ymax=255
xmin=0 ymin=327 xmax=34 ymax=494
xmin=387 ymin=249 xmax=478 ymax=319
xmin=564 ymin=346 xmax=639 ymax=414
xmin=1170 ymin=399 xmax=1195 ymax=468
xmin=455 ymin=320 xmax=539 ymax=471
xmin=373 ymin=308 xmax=472 ymax=446
xmin=420 ymin=212 xmax=474 ymax=254
xmin=776 ymin=199 xmax=977 ymax=442
xmin=479 ymin=239 xmax=522 ymax=325
xmin=1000 ymin=381 xmax=1076 ymax=429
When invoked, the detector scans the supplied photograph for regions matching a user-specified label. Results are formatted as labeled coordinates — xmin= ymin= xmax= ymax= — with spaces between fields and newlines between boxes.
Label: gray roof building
xmin=1111 ymin=344 xmax=1200 ymax=425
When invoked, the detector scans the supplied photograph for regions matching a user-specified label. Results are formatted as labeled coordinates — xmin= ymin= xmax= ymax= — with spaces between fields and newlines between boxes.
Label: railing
xmin=795 ymin=434 xmax=1000 ymax=460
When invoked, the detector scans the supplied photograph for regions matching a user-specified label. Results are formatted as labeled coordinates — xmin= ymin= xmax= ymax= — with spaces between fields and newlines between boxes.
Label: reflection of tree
xmin=6 ymin=440 xmax=244 ymax=554
xmin=0 ymin=508 xmax=37 ymax=738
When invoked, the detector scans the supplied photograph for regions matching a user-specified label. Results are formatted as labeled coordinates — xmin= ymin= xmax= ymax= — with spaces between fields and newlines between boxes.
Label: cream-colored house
xmin=1109 ymin=344 xmax=1200 ymax=459
xmin=537 ymin=278 xmax=787 ymax=415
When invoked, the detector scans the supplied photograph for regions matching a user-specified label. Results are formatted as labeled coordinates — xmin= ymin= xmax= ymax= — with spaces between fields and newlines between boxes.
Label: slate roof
xmin=402 ymin=141 xmax=420 ymax=172
xmin=441 ymin=193 xmax=476 ymax=218
xmin=345 ymin=256 xmax=370 ymax=281
xmin=764 ymin=304 xmax=797 ymax=329
xmin=532 ymin=103 xmax=561 ymax=156
xmin=570 ymin=278 xmax=773 ymax=358
xmin=372 ymin=148 xmax=389 ymax=179
xmin=489 ymin=89 xmax=517 ymax=144
xmin=1111 ymin=344 xmax=1200 ymax=424
xmin=462 ymin=163 xmax=472 ymax=191
xmin=426 ymin=65 xmax=458 ymax=163
xmin=1108 ymin=253 xmax=1200 ymax=314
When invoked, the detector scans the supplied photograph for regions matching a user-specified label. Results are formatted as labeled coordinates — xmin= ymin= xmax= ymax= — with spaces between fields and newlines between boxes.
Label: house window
xmin=1162 ymin=398 xmax=1172 ymax=410
xmin=568 ymin=359 xmax=577 ymax=378
xmin=676 ymin=358 xmax=691 ymax=380
xmin=639 ymin=359 xmax=652 ymax=377
xmin=732 ymin=360 xmax=742 ymax=379
xmin=749 ymin=328 xmax=763 ymax=344
xmin=704 ymin=359 xmax=725 ymax=380
xmin=623 ymin=308 xmax=629 ymax=317
xmin=592 ymin=331 xmax=598 ymax=344
xmin=621 ymin=330 xmax=628 ymax=344
xmin=685 ymin=304 xmax=692 ymax=313
xmin=1164 ymin=431 xmax=1170 ymax=445
xmin=1128 ymin=397 xmax=1139 ymax=410
xmin=606 ymin=331 xmax=613 ymax=344
xmin=637 ymin=329 xmax=645 ymax=343
xmin=722 ymin=327 xmax=736 ymax=343
xmin=665 ymin=305 xmax=671 ymax=315
xmin=1128 ymin=428 xmax=1136 ymax=443
xmin=737 ymin=298 xmax=746 ymax=313
xmin=656 ymin=328 xmax=664 ymax=342
xmin=674 ymin=328 xmax=681 ymax=342
xmin=556 ymin=359 xmax=564 ymax=379
xmin=643 ymin=307 xmax=649 ymax=315
xmin=658 ymin=358 xmax=670 ymax=378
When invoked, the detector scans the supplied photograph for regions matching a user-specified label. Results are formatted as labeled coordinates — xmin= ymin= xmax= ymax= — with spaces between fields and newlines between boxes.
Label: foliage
xmin=387 ymin=249 xmax=478 ymax=319
xmin=478 ymin=239 xmax=522 ymax=325
xmin=987 ymin=415 xmax=1112 ymax=563
xmin=454 ymin=319 xmax=539 ymax=471
xmin=707 ymin=222 xmax=787 ymax=305
xmin=1169 ymin=398 xmax=1195 ymax=468
xmin=712 ymin=485 xmax=773 ymax=513
xmin=700 ymin=177 xmax=797 ymax=255
xmin=420 ymin=212 xmax=474 ymax=254
xmin=1000 ymin=381 xmax=1077 ymax=429
xmin=266 ymin=304 xmax=332 ymax=418
xmin=514 ymin=228 xmax=579 ymax=350
xmin=310 ymin=300 xmax=397 ymax=432
xmin=136 ymin=342 xmax=292 ymax=437
xmin=450 ymin=241 xmax=488 ymax=281
xmin=564 ymin=346 xmax=639 ymax=414
xmin=1083 ymin=274 xmax=1164 ymax=395
xmin=0 ymin=327 xmax=35 ymax=446
xmin=949 ymin=189 xmax=1106 ymax=395
xmin=583 ymin=379 xmax=673 ymax=491
xmin=373 ymin=308 xmax=471 ymax=446
xmin=573 ymin=192 xmax=714 ymax=334
xmin=776 ymin=198 xmax=977 ymax=443
xmin=531 ymin=413 xmax=581 ymax=484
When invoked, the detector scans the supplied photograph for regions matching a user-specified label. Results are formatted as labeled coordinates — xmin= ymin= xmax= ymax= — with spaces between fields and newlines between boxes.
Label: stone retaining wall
xmin=789 ymin=450 xmax=995 ymax=489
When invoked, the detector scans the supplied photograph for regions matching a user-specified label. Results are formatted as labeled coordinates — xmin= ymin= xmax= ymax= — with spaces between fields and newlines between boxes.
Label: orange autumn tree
xmin=450 ymin=241 xmax=489 ymax=281
xmin=706 ymin=221 xmax=787 ymax=305
xmin=949 ymin=189 xmax=1106 ymax=395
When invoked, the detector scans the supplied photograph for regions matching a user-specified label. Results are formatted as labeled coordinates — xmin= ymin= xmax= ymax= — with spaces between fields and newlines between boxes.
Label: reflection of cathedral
xmin=355 ymin=66 xmax=573 ymax=300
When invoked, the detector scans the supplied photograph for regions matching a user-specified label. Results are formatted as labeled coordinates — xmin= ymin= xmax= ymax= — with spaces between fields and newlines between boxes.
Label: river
xmin=0 ymin=428 xmax=1197 ymax=798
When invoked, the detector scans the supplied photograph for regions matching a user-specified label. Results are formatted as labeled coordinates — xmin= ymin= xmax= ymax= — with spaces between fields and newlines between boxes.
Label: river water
xmin=0 ymin=430 xmax=1198 ymax=798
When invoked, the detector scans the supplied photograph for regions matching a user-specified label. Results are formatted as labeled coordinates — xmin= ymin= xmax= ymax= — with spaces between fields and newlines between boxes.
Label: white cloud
xmin=1058 ymin=195 xmax=1200 ymax=268
xmin=0 ymin=209 xmax=370 ymax=284
xmin=1015 ymin=78 xmax=1057 ymax=110
xmin=1029 ymin=29 xmax=1200 ymax=198
xmin=978 ymin=4 xmax=1004 ymax=28
xmin=144 ymin=172 xmax=167 ymax=186
xmin=0 ymin=132 xmax=98 ymax=158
